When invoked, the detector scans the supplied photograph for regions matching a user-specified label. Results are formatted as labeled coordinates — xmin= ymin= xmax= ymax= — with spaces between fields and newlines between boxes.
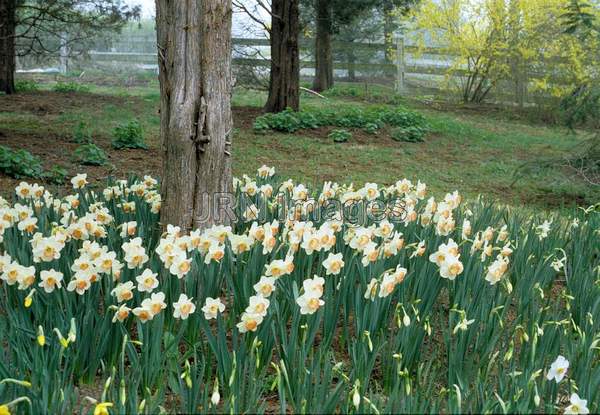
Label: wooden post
xmin=396 ymin=36 xmax=405 ymax=92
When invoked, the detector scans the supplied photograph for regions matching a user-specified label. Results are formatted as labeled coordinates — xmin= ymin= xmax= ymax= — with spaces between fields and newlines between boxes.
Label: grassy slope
xmin=1 ymin=79 xmax=597 ymax=210
xmin=232 ymin=85 xmax=595 ymax=209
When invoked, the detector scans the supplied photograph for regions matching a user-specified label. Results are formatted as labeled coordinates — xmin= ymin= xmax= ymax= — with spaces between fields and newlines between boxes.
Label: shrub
xmin=380 ymin=108 xmax=427 ymax=128
xmin=253 ymin=108 xmax=319 ymax=133
xmin=364 ymin=122 xmax=381 ymax=135
xmin=0 ymin=146 xmax=43 ymax=179
xmin=112 ymin=120 xmax=147 ymax=149
xmin=253 ymin=117 xmax=272 ymax=134
xmin=53 ymin=81 xmax=90 ymax=93
xmin=72 ymin=121 xmax=93 ymax=144
xmin=15 ymin=80 xmax=39 ymax=92
xmin=74 ymin=143 xmax=108 ymax=166
xmin=42 ymin=165 xmax=69 ymax=184
xmin=254 ymin=105 xmax=430 ymax=142
xmin=329 ymin=129 xmax=352 ymax=143
xmin=391 ymin=125 xmax=428 ymax=143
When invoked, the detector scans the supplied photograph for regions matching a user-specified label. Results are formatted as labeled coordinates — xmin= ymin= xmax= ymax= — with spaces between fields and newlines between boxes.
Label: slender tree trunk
xmin=264 ymin=0 xmax=300 ymax=113
xmin=312 ymin=0 xmax=333 ymax=92
xmin=383 ymin=1 xmax=395 ymax=64
xmin=347 ymin=47 xmax=356 ymax=82
xmin=156 ymin=0 xmax=233 ymax=231
xmin=0 ymin=0 xmax=16 ymax=95
xmin=383 ymin=0 xmax=396 ymax=79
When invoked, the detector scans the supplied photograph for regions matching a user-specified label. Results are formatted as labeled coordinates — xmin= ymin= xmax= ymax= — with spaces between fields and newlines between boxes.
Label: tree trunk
xmin=312 ymin=0 xmax=333 ymax=92
xmin=156 ymin=0 xmax=233 ymax=231
xmin=383 ymin=1 xmax=395 ymax=64
xmin=347 ymin=47 xmax=356 ymax=82
xmin=264 ymin=0 xmax=300 ymax=113
xmin=0 ymin=0 xmax=16 ymax=95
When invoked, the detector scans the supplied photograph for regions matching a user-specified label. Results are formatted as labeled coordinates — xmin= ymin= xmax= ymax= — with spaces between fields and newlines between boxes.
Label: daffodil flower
xmin=93 ymin=402 xmax=113 ymax=415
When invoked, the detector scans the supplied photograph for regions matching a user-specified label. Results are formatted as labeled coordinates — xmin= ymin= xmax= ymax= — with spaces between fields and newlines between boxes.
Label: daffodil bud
xmin=24 ymin=289 xmax=35 ymax=308
xmin=504 ymin=341 xmax=514 ymax=362
xmin=211 ymin=378 xmax=220 ymax=406
xmin=211 ymin=389 xmax=220 ymax=406
xmin=54 ymin=328 xmax=69 ymax=349
xmin=403 ymin=314 xmax=411 ymax=327
xmin=37 ymin=326 xmax=45 ymax=347
xmin=68 ymin=318 xmax=77 ymax=343
xmin=364 ymin=331 xmax=373 ymax=352
xmin=352 ymin=388 xmax=360 ymax=409
xmin=103 ymin=377 xmax=112 ymax=394
xmin=229 ymin=356 xmax=237 ymax=388
xmin=120 ymin=380 xmax=126 ymax=406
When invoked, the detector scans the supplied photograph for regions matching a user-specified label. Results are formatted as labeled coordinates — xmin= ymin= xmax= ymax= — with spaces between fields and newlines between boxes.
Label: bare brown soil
xmin=0 ymin=92 xmax=269 ymax=196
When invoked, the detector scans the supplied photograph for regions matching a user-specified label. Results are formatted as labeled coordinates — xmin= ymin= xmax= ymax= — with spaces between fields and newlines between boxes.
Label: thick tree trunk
xmin=156 ymin=0 xmax=233 ymax=231
xmin=264 ymin=0 xmax=300 ymax=113
xmin=0 ymin=0 xmax=16 ymax=95
xmin=312 ymin=0 xmax=333 ymax=92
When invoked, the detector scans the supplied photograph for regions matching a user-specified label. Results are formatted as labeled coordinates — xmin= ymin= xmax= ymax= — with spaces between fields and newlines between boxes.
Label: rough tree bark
xmin=264 ymin=0 xmax=299 ymax=113
xmin=0 ymin=0 xmax=16 ymax=95
xmin=156 ymin=0 xmax=233 ymax=231
xmin=312 ymin=0 xmax=333 ymax=92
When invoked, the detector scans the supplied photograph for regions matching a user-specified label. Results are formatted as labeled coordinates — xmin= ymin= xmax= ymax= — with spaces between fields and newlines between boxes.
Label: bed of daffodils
xmin=0 ymin=167 xmax=599 ymax=414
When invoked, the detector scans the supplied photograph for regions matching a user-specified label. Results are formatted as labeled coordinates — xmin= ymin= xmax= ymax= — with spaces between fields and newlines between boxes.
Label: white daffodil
xmin=302 ymin=276 xmax=325 ymax=297
xmin=173 ymin=294 xmax=196 ymax=320
xmin=439 ymin=256 xmax=464 ymax=280
xmin=67 ymin=273 xmax=92 ymax=295
xmin=322 ymin=252 xmax=345 ymax=275
xmin=296 ymin=293 xmax=325 ymax=315
xmin=253 ymin=276 xmax=277 ymax=297
xmin=546 ymin=355 xmax=569 ymax=383
xmin=112 ymin=304 xmax=131 ymax=323
xmin=71 ymin=173 xmax=88 ymax=189
xmin=136 ymin=269 xmax=159 ymax=293
xmin=143 ymin=292 xmax=167 ymax=316
xmin=201 ymin=297 xmax=226 ymax=320
xmin=564 ymin=393 xmax=589 ymax=415
xmin=237 ymin=312 xmax=263 ymax=333
xmin=245 ymin=295 xmax=270 ymax=317
xmin=38 ymin=269 xmax=63 ymax=293
xmin=378 ymin=273 xmax=397 ymax=298
xmin=111 ymin=281 xmax=135 ymax=302
xmin=537 ymin=220 xmax=552 ymax=240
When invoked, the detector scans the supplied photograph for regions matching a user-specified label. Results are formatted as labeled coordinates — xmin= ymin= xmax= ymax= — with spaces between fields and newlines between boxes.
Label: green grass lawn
xmin=1 ymin=77 xmax=597 ymax=210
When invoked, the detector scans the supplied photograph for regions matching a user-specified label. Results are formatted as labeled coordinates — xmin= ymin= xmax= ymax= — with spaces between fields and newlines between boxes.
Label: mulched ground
xmin=0 ymin=93 xmax=264 ymax=196
xmin=0 ymin=92 xmax=401 ymax=197
xmin=1 ymin=90 xmax=127 ymax=116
